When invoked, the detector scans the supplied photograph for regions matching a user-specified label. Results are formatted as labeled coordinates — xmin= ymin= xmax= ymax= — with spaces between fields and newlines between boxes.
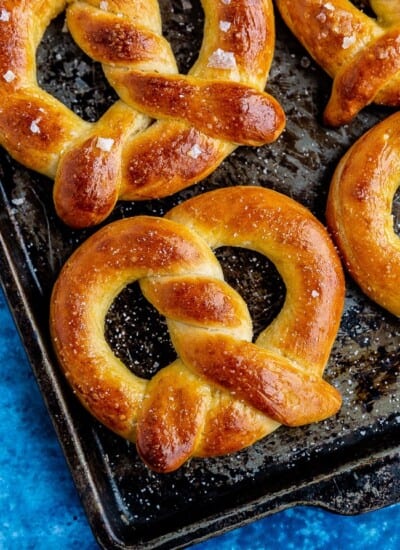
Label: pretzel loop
xmin=0 ymin=0 xmax=285 ymax=227
xmin=275 ymin=0 xmax=400 ymax=125
xmin=50 ymin=187 xmax=344 ymax=472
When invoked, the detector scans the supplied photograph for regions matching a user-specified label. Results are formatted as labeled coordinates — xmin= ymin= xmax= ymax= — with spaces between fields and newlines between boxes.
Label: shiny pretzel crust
xmin=326 ymin=113 xmax=400 ymax=316
xmin=50 ymin=187 xmax=344 ymax=472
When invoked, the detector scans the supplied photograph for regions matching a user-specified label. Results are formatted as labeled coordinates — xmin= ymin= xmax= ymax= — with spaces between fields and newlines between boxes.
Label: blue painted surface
xmin=0 ymin=288 xmax=399 ymax=550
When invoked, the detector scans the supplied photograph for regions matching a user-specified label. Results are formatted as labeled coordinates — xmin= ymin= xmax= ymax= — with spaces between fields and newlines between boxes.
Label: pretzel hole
xmin=160 ymin=0 xmax=204 ymax=74
xmin=105 ymin=282 xmax=176 ymax=380
xmin=354 ymin=1 xmax=375 ymax=17
xmin=37 ymin=13 xmax=118 ymax=122
xmin=215 ymin=247 xmax=286 ymax=339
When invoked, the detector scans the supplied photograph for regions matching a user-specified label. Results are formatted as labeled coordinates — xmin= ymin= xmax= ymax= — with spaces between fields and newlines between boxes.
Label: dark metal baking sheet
xmin=0 ymin=2 xmax=399 ymax=549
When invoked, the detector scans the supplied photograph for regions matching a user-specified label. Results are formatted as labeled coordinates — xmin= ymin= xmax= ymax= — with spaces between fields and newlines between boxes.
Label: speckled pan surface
xmin=0 ymin=1 xmax=398 ymax=549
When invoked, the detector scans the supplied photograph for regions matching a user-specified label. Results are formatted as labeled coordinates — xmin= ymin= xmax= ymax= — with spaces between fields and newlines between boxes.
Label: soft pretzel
xmin=326 ymin=112 xmax=400 ymax=316
xmin=0 ymin=0 xmax=285 ymax=228
xmin=275 ymin=0 xmax=400 ymax=126
xmin=50 ymin=187 xmax=344 ymax=473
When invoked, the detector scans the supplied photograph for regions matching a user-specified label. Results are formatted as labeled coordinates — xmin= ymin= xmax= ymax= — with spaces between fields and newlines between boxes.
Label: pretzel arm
xmin=135 ymin=362 xmax=211 ymax=473
xmin=66 ymin=2 xmax=177 ymax=72
xmin=0 ymin=87 xmax=90 ymax=177
xmin=53 ymin=101 xmax=150 ymax=227
xmin=119 ymin=122 xmax=234 ymax=200
xmin=106 ymin=71 xmax=285 ymax=145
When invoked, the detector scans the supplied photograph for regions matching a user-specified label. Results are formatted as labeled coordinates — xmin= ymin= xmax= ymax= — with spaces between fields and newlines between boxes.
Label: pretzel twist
xmin=0 ymin=0 xmax=285 ymax=227
xmin=275 ymin=0 xmax=400 ymax=125
xmin=50 ymin=187 xmax=344 ymax=472
xmin=327 ymin=112 xmax=400 ymax=316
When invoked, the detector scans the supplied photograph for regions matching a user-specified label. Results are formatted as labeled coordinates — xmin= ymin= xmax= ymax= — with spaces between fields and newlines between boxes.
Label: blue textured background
xmin=0 ymin=288 xmax=399 ymax=549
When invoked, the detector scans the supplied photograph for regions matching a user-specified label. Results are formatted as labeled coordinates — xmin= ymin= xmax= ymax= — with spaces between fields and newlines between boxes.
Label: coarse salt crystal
xmin=324 ymin=2 xmax=334 ymax=10
xmin=3 ymin=70 xmax=15 ymax=82
xmin=219 ymin=20 xmax=231 ymax=32
xmin=11 ymin=197 xmax=24 ymax=206
xmin=377 ymin=48 xmax=389 ymax=59
xmin=100 ymin=1 xmax=108 ymax=10
xmin=96 ymin=137 xmax=114 ymax=152
xmin=311 ymin=290 xmax=320 ymax=298
xmin=221 ymin=0 xmax=231 ymax=4
xmin=187 ymin=144 xmax=203 ymax=159
xmin=0 ymin=8 xmax=10 ymax=21
xmin=207 ymin=48 xmax=237 ymax=69
xmin=342 ymin=35 xmax=356 ymax=49
xmin=181 ymin=0 xmax=192 ymax=10
xmin=30 ymin=118 xmax=41 ymax=134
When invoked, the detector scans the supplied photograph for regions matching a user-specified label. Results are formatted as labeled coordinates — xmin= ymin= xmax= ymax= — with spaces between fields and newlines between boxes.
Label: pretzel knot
xmin=50 ymin=187 xmax=344 ymax=473
xmin=0 ymin=0 xmax=285 ymax=228
xmin=327 ymin=112 xmax=400 ymax=316
xmin=275 ymin=0 xmax=400 ymax=126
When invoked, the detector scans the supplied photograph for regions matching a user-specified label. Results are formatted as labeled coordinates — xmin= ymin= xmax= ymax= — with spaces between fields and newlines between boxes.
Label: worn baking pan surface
xmin=0 ymin=1 xmax=399 ymax=549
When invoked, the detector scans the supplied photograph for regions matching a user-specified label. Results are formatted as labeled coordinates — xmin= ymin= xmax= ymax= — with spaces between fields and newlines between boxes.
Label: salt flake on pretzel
xmin=0 ymin=0 xmax=285 ymax=227
xmin=327 ymin=112 xmax=400 ymax=316
xmin=275 ymin=0 xmax=400 ymax=125
xmin=50 ymin=187 xmax=344 ymax=473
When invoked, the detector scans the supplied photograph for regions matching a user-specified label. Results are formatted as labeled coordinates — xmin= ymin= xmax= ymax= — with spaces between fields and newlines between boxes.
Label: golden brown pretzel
xmin=275 ymin=0 xmax=400 ymax=125
xmin=0 ymin=0 xmax=285 ymax=228
xmin=326 ymin=112 xmax=400 ymax=316
xmin=50 ymin=187 xmax=344 ymax=473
